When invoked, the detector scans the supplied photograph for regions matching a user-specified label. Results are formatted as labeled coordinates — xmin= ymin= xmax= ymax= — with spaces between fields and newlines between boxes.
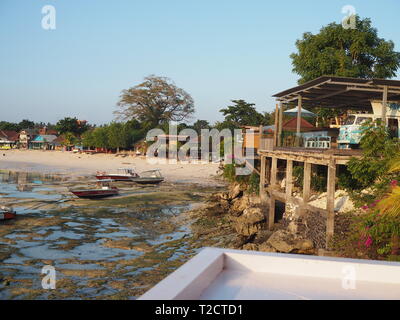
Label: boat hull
xmin=131 ymin=178 xmax=164 ymax=185
xmin=0 ymin=211 xmax=16 ymax=220
xmin=71 ymin=189 xmax=119 ymax=199
xmin=96 ymin=175 xmax=137 ymax=181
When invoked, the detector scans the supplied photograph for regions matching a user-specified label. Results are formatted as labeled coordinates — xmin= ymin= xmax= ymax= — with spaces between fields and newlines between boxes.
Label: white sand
xmin=0 ymin=150 xmax=224 ymax=186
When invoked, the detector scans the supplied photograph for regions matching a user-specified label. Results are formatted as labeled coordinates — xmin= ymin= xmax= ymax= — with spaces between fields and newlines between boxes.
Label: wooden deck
xmin=258 ymin=146 xmax=361 ymax=248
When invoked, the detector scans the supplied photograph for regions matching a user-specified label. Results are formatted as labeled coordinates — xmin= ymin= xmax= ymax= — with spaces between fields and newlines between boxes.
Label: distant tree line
xmin=2 ymin=76 xmax=275 ymax=151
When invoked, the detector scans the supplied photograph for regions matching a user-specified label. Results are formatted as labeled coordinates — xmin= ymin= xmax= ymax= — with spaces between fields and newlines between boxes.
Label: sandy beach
xmin=0 ymin=150 xmax=223 ymax=186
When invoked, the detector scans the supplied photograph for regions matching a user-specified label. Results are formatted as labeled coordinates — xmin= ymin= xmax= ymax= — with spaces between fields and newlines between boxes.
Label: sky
xmin=1 ymin=0 xmax=400 ymax=125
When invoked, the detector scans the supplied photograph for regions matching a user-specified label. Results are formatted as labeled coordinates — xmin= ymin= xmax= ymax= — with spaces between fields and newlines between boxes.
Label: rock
xmin=233 ymin=207 xmax=265 ymax=236
xmin=253 ymin=230 xmax=274 ymax=244
xmin=216 ymin=192 xmax=230 ymax=201
xmin=297 ymin=239 xmax=314 ymax=251
xmin=228 ymin=183 xmax=244 ymax=200
xmin=288 ymin=221 xmax=298 ymax=234
xmin=231 ymin=235 xmax=249 ymax=249
xmin=266 ymin=230 xmax=315 ymax=254
xmin=202 ymin=200 xmax=230 ymax=217
xmin=242 ymin=243 xmax=259 ymax=251
xmin=229 ymin=195 xmax=251 ymax=217
xmin=258 ymin=243 xmax=277 ymax=253
xmin=266 ymin=230 xmax=296 ymax=253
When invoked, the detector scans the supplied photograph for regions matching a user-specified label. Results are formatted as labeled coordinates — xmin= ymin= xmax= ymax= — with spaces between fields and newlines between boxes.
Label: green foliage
xmin=345 ymin=123 xmax=400 ymax=194
xmin=293 ymin=164 xmax=327 ymax=192
xmin=334 ymin=205 xmax=400 ymax=260
xmin=247 ymin=172 xmax=260 ymax=195
xmin=291 ymin=16 xmax=400 ymax=84
xmin=222 ymin=164 xmax=259 ymax=195
xmin=0 ymin=121 xmax=20 ymax=131
xmin=62 ymin=132 xmax=78 ymax=147
xmin=218 ymin=100 xmax=264 ymax=130
xmin=55 ymin=117 xmax=90 ymax=135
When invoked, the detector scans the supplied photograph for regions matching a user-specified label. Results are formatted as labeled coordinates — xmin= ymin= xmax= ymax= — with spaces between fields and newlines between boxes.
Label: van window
xmin=345 ymin=116 xmax=356 ymax=125
xmin=355 ymin=117 xmax=371 ymax=125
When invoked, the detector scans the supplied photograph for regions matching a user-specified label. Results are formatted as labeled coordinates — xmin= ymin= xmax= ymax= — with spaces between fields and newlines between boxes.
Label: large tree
xmin=291 ymin=16 xmax=400 ymax=84
xmin=55 ymin=117 xmax=90 ymax=135
xmin=115 ymin=75 xmax=195 ymax=129
xmin=218 ymin=100 xmax=264 ymax=130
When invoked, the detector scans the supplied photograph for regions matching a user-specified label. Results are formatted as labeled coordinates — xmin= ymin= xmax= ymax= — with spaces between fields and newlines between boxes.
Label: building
xmin=18 ymin=129 xmax=35 ymax=149
xmin=29 ymin=134 xmax=58 ymax=150
xmin=0 ymin=130 xmax=19 ymax=149
xmin=258 ymin=76 xmax=400 ymax=248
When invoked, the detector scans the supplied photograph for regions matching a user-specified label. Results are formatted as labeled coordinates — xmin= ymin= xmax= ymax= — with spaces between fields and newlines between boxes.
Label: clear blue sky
xmin=1 ymin=0 xmax=399 ymax=125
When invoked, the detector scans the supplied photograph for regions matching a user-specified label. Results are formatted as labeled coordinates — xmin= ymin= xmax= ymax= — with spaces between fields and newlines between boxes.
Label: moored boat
xmin=130 ymin=169 xmax=164 ymax=185
xmin=69 ymin=180 xmax=119 ymax=199
xmin=96 ymin=168 xmax=139 ymax=181
xmin=0 ymin=206 xmax=16 ymax=220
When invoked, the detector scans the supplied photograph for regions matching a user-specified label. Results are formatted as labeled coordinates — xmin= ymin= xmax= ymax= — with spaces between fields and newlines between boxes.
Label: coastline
xmin=0 ymin=150 xmax=224 ymax=187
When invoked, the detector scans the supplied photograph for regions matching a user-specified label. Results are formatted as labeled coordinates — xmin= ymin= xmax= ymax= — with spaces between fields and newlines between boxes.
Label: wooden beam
xmin=273 ymin=104 xmax=279 ymax=147
xmin=296 ymin=96 xmax=302 ymax=147
xmin=278 ymin=103 xmax=283 ymax=147
xmin=259 ymin=156 xmax=267 ymax=202
xmin=268 ymin=196 xmax=276 ymax=230
xmin=303 ymin=162 xmax=311 ymax=203
xmin=383 ymin=85 xmax=388 ymax=127
xmin=326 ymin=159 xmax=336 ymax=248
xmin=270 ymin=157 xmax=278 ymax=187
xmin=285 ymin=160 xmax=293 ymax=200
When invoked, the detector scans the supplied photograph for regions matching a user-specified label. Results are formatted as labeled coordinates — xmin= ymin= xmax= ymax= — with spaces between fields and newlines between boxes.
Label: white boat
xmin=140 ymin=247 xmax=400 ymax=300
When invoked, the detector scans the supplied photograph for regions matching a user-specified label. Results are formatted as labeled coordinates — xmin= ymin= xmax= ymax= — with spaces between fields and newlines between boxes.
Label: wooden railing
xmin=260 ymin=136 xmax=274 ymax=151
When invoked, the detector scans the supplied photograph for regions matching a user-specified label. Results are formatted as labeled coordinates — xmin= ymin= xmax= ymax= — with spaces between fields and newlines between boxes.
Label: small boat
xmin=0 ymin=206 xmax=16 ymax=220
xmin=130 ymin=169 xmax=164 ymax=185
xmin=69 ymin=180 xmax=119 ymax=199
xmin=96 ymin=168 xmax=139 ymax=181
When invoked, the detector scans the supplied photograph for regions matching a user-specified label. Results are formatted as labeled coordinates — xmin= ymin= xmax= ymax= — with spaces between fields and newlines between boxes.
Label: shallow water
xmin=0 ymin=171 xmax=210 ymax=299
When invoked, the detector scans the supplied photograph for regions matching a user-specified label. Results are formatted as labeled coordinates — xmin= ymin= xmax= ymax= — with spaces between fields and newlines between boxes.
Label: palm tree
xmin=375 ymin=157 xmax=400 ymax=255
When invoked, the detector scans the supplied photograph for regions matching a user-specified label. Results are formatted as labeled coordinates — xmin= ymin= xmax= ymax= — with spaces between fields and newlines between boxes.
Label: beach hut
xmin=29 ymin=134 xmax=58 ymax=150
xmin=0 ymin=130 xmax=19 ymax=149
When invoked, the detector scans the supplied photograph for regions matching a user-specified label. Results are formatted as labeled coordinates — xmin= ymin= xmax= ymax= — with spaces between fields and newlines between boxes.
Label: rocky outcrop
xmin=233 ymin=207 xmax=265 ymax=237
xmin=265 ymin=230 xmax=314 ymax=254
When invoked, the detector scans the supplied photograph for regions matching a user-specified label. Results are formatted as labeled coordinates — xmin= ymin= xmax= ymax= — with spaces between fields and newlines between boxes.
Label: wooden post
xmin=296 ymin=96 xmax=302 ymax=147
xmin=268 ymin=195 xmax=276 ymax=230
xmin=259 ymin=125 xmax=263 ymax=152
xmin=278 ymin=103 xmax=283 ymax=147
xmin=273 ymin=104 xmax=279 ymax=147
xmin=270 ymin=157 xmax=277 ymax=188
xmin=303 ymin=162 xmax=311 ymax=202
xmin=382 ymin=86 xmax=388 ymax=127
xmin=326 ymin=159 xmax=336 ymax=248
xmin=285 ymin=160 xmax=293 ymax=200
xmin=260 ymin=156 xmax=267 ymax=202
xmin=300 ymin=162 xmax=312 ymax=216
xmin=268 ymin=156 xmax=278 ymax=230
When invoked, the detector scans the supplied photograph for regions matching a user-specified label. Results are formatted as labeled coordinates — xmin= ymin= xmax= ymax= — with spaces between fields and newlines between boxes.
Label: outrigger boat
xmin=95 ymin=168 xmax=164 ymax=185
xmin=130 ymin=169 xmax=164 ymax=185
xmin=96 ymin=168 xmax=139 ymax=181
xmin=69 ymin=180 xmax=119 ymax=199
xmin=0 ymin=206 xmax=16 ymax=220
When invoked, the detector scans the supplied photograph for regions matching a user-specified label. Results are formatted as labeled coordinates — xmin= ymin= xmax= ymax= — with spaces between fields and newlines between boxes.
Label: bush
xmin=293 ymin=164 xmax=327 ymax=193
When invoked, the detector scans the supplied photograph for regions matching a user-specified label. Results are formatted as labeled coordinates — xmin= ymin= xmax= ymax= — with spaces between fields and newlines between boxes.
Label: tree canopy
xmin=115 ymin=75 xmax=195 ymax=129
xmin=291 ymin=16 xmax=400 ymax=84
xmin=55 ymin=117 xmax=90 ymax=135
xmin=217 ymin=100 xmax=268 ymax=130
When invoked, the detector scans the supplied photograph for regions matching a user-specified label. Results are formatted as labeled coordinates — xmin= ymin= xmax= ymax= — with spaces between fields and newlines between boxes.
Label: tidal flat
xmin=0 ymin=171 xmax=227 ymax=299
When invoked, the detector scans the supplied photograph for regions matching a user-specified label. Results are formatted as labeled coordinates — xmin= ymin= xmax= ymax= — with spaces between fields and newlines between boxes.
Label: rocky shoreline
xmin=188 ymin=182 xmax=316 ymax=255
